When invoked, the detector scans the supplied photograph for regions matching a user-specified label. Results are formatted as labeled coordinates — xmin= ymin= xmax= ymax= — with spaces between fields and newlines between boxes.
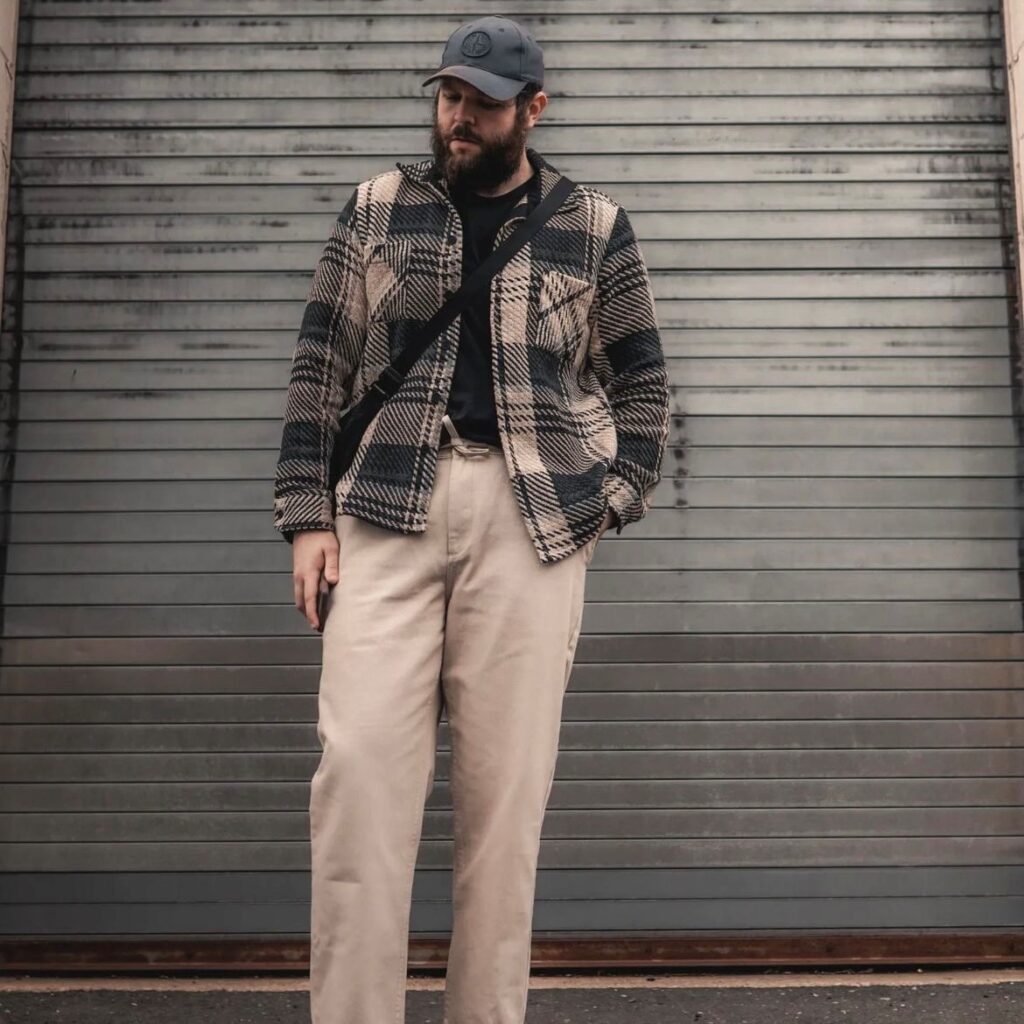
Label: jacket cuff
xmin=273 ymin=490 xmax=336 ymax=543
xmin=603 ymin=473 xmax=645 ymax=535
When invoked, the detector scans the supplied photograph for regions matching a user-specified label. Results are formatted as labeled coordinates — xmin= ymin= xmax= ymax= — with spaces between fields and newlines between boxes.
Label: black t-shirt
xmin=443 ymin=170 xmax=536 ymax=447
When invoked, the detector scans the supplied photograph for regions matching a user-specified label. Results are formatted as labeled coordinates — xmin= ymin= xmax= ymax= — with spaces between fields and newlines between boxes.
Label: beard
xmin=429 ymin=104 xmax=531 ymax=195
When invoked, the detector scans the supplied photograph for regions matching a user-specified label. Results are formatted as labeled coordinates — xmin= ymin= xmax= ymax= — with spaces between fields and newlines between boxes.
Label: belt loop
xmin=441 ymin=413 xmax=491 ymax=458
xmin=441 ymin=413 xmax=462 ymax=446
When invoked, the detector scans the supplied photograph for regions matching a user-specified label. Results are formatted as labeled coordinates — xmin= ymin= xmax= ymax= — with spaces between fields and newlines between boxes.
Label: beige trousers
xmin=309 ymin=415 xmax=600 ymax=1024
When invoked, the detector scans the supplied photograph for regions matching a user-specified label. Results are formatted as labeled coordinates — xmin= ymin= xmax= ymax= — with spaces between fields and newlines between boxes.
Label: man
xmin=273 ymin=15 xmax=670 ymax=1024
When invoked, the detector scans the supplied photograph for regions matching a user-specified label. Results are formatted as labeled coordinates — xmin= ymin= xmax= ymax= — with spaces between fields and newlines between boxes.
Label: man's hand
xmin=293 ymin=530 xmax=340 ymax=631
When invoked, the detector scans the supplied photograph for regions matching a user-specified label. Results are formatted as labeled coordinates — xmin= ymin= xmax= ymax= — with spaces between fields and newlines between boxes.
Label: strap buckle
xmin=370 ymin=364 xmax=405 ymax=399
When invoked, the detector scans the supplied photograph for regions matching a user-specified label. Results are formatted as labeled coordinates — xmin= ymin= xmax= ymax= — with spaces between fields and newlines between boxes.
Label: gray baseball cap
xmin=421 ymin=16 xmax=544 ymax=101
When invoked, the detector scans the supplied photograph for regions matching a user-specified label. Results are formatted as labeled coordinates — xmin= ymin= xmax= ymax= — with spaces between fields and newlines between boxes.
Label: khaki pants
xmin=309 ymin=415 xmax=599 ymax=1024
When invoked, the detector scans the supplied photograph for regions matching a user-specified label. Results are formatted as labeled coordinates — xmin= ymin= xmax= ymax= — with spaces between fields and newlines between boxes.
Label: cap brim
xmin=421 ymin=65 xmax=528 ymax=102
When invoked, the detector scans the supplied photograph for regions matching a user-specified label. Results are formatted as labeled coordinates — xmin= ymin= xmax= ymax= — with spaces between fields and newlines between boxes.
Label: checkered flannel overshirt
xmin=273 ymin=146 xmax=671 ymax=564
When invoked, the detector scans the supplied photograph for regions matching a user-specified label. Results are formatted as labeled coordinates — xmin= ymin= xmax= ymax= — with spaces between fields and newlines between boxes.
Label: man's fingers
xmin=323 ymin=547 xmax=340 ymax=584
xmin=303 ymin=571 xmax=321 ymax=628
xmin=290 ymin=531 xmax=339 ymax=627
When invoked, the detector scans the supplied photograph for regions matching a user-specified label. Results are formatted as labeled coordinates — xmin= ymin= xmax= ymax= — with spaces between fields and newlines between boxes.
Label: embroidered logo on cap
xmin=461 ymin=30 xmax=492 ymax=58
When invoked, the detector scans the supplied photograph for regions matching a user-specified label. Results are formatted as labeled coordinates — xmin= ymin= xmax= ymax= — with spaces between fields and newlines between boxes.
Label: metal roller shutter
xmin=1 ymin=0 xmax=1021 ymax=949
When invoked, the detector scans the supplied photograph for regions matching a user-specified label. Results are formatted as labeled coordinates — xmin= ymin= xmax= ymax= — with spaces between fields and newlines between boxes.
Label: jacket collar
xmin=396 ymin=145 xmax=580 ymax=215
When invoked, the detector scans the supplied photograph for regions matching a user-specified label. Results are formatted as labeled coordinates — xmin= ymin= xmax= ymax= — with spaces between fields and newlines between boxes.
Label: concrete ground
xmin=0 ymin=967 xmax=1022 ymax=1023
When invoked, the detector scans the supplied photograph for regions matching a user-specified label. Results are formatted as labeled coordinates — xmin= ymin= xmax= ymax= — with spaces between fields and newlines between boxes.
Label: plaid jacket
xmin=273 ymin=146 xmax=670 ymax=564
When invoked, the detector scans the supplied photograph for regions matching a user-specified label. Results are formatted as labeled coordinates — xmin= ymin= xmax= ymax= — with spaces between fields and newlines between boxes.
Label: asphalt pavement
xmin=0 ymin=968 xmax=1021 ymax=1023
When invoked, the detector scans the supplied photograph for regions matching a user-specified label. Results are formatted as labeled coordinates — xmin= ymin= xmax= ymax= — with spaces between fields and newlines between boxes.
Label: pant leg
xmin=438 ymin=444 xmax=591 ymax=1024
xmin=308 ymin=461 xmax=450 ymax=1024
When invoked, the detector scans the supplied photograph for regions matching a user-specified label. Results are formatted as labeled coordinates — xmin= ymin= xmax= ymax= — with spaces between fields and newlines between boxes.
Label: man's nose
xmin=449 ymin=100 xmax=475 ymax=123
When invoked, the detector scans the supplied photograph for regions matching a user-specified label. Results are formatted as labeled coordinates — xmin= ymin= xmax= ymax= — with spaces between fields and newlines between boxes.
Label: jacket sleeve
xmin=273 ymin=188 xmax=367 ymax=543
xmin=588 ymin=205 xmax=671 ymax=535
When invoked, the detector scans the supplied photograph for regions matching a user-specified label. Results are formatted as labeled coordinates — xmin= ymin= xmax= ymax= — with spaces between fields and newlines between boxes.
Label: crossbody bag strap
xmin=325 ymin=172 xmax=577 ymax=495
xmin=364 ymin=173 xmax=577 ymax=401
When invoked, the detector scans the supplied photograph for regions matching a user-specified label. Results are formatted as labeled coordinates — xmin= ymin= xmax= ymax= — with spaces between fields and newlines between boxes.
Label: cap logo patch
xmin=461 ymin=30 xmax=492 ymax=58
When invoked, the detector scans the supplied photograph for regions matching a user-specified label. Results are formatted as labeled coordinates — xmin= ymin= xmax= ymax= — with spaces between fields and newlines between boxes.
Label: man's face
xmin=429 ymin=77 xmax=543 ymax=194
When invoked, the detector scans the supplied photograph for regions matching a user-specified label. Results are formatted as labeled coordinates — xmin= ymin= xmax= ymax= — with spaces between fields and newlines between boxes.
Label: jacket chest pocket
xmin=535 ymin=268 xmax=596 ymax=355
xmin=363 ymin=239 xmax=441 ymax=323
